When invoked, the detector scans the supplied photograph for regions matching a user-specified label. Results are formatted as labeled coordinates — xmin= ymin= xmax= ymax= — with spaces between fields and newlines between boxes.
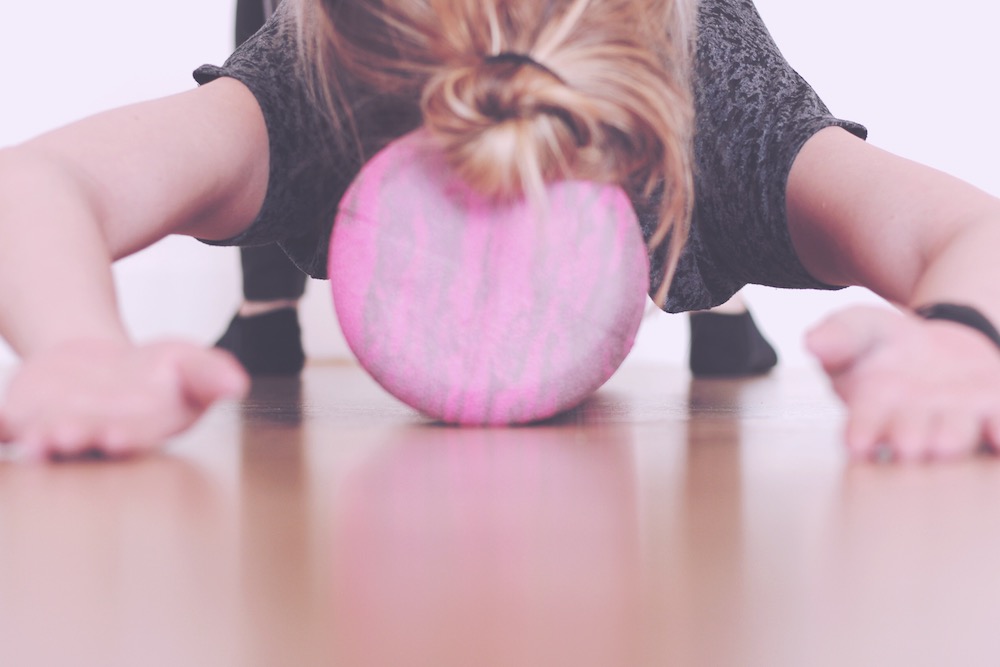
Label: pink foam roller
xmin=329 ymin=129 xmax=649 ymax=425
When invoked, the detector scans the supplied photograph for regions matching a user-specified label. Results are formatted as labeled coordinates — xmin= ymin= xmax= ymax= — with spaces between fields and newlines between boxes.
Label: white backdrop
xmin=1 ymin=0 xmax=998 ymax=369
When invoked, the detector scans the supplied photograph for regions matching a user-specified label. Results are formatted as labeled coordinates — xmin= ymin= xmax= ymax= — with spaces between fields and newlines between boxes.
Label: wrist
xmin=914 ymin=302 xmax=1000 ymax=351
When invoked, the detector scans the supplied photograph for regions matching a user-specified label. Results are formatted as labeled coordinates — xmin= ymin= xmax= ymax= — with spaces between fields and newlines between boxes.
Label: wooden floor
xmin=3 ymin=363 xmax=1000 ymax=666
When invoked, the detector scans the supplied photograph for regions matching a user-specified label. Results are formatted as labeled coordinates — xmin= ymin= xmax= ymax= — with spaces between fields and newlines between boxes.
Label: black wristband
xmin=914 ymin=303 xmax=1000 ymax=350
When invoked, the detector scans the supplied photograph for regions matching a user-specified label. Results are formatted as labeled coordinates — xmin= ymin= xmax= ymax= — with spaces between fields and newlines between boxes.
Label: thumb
xmin=805 ymin=306 xmax=892 ymax=376
xmin=177 ymin=348 xmax=250 ymax=409
xmin=0 ymin=410 xmax=11 ymax=444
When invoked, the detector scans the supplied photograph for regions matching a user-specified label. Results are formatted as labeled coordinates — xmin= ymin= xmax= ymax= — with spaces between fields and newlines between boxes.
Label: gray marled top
xmin=194 ymin=0 xmax=866 ymax=313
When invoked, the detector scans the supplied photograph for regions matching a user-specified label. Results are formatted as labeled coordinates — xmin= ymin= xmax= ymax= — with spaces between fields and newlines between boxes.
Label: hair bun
xmin=421 ymin=54 xmax=594 ymax=201
xmin=310 ymin=0 xmax=696 ymax=306
xmin=481 ymin=52 xmax=566 ymax=85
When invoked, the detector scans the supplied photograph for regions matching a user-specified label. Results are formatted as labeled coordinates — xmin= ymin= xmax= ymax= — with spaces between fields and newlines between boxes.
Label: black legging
xmin=234 ymin=0 xmax=308 ymax=302
xmin=236 ymin=0 xmax=276 ymax=45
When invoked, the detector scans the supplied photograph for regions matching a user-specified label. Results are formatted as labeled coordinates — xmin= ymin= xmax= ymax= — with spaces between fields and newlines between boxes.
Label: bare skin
xmin=789 ymin=127 xmax=1000 ymax=462
xmin=0 ymin=78 xmax=268 ymax=457
xmin=0 ymin=82 xmax=999 ymax=461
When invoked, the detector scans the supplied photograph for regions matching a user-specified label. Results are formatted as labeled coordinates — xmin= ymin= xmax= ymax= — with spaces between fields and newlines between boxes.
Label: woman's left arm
xmin=787 ymin=126 xmax=1000 ymax=461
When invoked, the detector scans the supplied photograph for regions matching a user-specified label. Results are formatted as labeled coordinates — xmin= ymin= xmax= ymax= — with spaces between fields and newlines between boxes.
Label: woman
xmin=1 ymin=0 xmax=998 ymax=461
xmin=214 ymin=0 xmax=310 ymax=376
xmin=217 ymin=0 xmax=778 ymax=379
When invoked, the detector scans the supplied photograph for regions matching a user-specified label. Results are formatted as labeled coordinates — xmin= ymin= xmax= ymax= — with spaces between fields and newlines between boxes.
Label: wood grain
xmin=2 ymin=364 xmax=999 ymax=667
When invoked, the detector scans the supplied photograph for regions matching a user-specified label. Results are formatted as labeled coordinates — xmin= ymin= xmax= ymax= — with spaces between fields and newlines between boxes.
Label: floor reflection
xmin=649 ymin=377 xmax=749 ymax=666
xmin=12 ymin=365 xmax=1000 ymax=666
xmin=320 ymin=420 xmax=643 ymax=667
xmin=0 ymin=456 xmax=239 ymax=667
xmin=810 ymin=461 xmax=1000 ymax=665
xmin=237 ymin=376 xmax=315 ymax=667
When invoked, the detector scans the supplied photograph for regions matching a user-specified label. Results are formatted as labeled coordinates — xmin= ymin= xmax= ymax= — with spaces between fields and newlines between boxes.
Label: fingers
xmin=42 ymin=422 xmax=98 ymax=457
xmin=843 ymin=399 xmax=884 ymax=460
xmin=810 ymin=305 xmax=1000 ymax=463
xmin=0 ymin=410 xmax=11 ymax=443
xmin=0 ymin=387 xmax=143 ymax=459
xmin=928 ymin=413 xmax=983 ymax=462
xmin=805 ymin=306 xmax=894 ymax=376
xmin=0 ymin=343 xmax=249 ymax=462
xmin=5 ymin=420 xmax=137 ymax=461
xmin=983 ymin=413 xmax=1000 ymax=456
xmin=177 ymin=348 xmax=250 ymax=409
xmin=845 ymin=399 xmax=994 ymax=463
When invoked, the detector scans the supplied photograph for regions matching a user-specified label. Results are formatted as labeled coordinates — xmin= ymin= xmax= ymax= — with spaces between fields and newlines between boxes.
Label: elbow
xmin=0 ymin=144 xmax=109 ymax=239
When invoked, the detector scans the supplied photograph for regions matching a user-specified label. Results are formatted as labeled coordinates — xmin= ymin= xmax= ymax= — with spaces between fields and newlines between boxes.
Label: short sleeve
xmin=648 ymin=0 xmax=868 ymax=313
xmin=192 ymin=1 xmax=421 ymax=278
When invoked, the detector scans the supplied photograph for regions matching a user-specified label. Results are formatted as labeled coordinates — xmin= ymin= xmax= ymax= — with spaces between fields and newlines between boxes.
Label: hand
xmin=0 ymin=339 xmax=249 ymax=459
xmin=806 ymin=305 xmax=1000 ymax=462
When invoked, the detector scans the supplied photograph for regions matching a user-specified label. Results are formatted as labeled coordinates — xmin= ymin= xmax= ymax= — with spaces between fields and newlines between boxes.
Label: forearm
xmin=907 ymin=217 xmax=1000 ymax=327
xmin=0 ymin=82 xmax=263 ymax=456
xmin=0 ymin=146 xmax=250 ymax=457
xmin=0 ymin=147 xmax=129 ymax=357
xmin=788 ymin=129 xmax=1000 ymax=460
xmin=789 ymin=128 xmax=1000 ymax=318
xmin=0 ymin=82 xmax=268 ymax=356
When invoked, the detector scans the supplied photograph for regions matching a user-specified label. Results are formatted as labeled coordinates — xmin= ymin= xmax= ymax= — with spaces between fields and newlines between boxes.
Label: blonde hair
xmin=294 ymin=0 xmax=696 ymax=302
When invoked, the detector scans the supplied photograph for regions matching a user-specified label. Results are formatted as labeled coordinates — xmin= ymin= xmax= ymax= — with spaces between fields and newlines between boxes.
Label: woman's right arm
xmin=0 ymin=78 xmax=268 ymax=457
